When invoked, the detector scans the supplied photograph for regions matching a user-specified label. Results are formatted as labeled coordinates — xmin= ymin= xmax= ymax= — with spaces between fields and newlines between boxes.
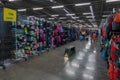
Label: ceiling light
xmin=75 ymin=2 xmax=91 ymax=6
xmin=83 ymin=12 xmax=92 ymax=15
xmin=59 ymin=17 xmax=66 ymax=19
xmin=51 ymin=14 xmax=59 ymax=17
xmin=106 ymin=0 xmax=120 ymax=3
xmin=9 ymin=0 xmax=16 ymax=1
xmin=18 ymin=9 xmax=26 ymax=12
xmin=102 ymin=15 xmax=109 ymax=17
xmin=48 ymin=18 xmax=54 ymax=20
xmin=63 ymin=9 xmax=76 ymax=20
xmin=72 ymin=17 xmax=79 ymax=19
xmin=33 ymin=7 xmax=43 ymax=10
xmin=78 ymin=20 xmax=85 ymax=22
xmin=52 ymin=5 xmax=64 ymax=9
xmin=88 ymin=19 xmax=95 ymax=22
xmin=86 ymin=16 xmax=95 ymax=18
xmin=66 ymin=14 xmax=75 ymax=16
xmin=90 ymin=6 xmax=95 ymax=19
xmin=88 ymin=25 xmax=92 ymax=27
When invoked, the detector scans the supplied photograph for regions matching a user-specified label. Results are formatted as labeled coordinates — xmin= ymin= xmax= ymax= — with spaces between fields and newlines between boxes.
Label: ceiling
xmin=0 ymin=0 xmax=120 ymax=27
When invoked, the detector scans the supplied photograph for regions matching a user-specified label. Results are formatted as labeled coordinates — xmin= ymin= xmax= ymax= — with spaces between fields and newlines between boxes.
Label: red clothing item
xmin=108 ymin=60 xmax=120 ymax=80
xmin=101 ymin=26 xmax=106 ymax=37
xmin=111 ymin=41 xmax=115 ymax=52
xmin=108 ymin=60 xmax=114 ymax=79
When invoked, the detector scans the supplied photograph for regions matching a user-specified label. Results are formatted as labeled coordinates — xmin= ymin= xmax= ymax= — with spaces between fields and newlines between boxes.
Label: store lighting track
xmin=51 ymin=14 xmax=59 ymax=17
xmin=106 ymin=0 xmax=120 ymax=3
xmin=52 ymin=5 xmax=64 ymax=9
xmin=75 ymin=2 xmax=91 ymax=6
xmin=18 ymin=9 xmax=26 ymax=12
xmin=66 ymin=14 xmax=75 ymax=16
xmin=33 ymin=7 xmax=43 ymax=10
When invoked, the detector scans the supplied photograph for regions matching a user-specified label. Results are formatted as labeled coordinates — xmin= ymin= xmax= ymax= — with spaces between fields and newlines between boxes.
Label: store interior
xmin=0 ymin=0 xmax=120 ymax=80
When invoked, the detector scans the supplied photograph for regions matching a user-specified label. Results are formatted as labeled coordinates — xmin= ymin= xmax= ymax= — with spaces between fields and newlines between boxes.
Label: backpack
xmin=114 ymin=12 xmax=120 ymax=22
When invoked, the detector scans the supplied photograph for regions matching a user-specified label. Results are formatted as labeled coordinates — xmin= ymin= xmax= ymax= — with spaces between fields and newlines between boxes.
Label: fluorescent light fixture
xmin=48 ymin=18 xmax=54 ymax=20
xmin=86 ymin=66 xmax=95 ymax=70
xmin=88 ymin=19 xmax=95 ymax=22
xmin=102 ymin=15 xmax=109 ymax=17
xmin=52 ymin=5 xmax=64 ymax=9
xmin=63 ymin=9 xmax=76 ymax=20
xmin=83 ymin=12 xmax=92 ymax=15
xmin=83 ymin=74 xmax=94 ymax=79
xmin=106 ymin=0 xmax=120 ymax=3
xmin=9 ymin=0 xmax=16 ymax=1
xmin=66 ymin=14 xmax=75 ymax=16
xmin=72 ymin=17 xmax=79 ymax=19
xmin=18 ymin=9 xmax=26 ymax=12
xmin=86 ymin=16 xmax=94 ymax=18
xmin=51 ymin=14 xmax=59 ymax=17
xmin=89 ymin=25 xmax=92 ymax=27
xmin=59 ymin=17 xmax=66 ymax=19
xmin=78 ymin=20 xmax=85 ymax=22
xmin=75 ymin=2 xmax=91 ymax=6
xmin=90 ymin=6 xmax=95 ymax=19
xmin=33 ymin=7 xmax=43 ymax=10
xmin=94 ymin=25 xmax=98 ymax=27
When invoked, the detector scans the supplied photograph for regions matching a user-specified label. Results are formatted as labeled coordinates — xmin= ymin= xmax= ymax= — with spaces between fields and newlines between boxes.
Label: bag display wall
xmin=100 ymin=9 xmax=120 ymax=80
xmin=0 ymin=14 xmax=80 ymax=69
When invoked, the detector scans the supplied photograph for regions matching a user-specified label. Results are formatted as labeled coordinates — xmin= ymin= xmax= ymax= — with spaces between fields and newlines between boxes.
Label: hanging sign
xmin=3 ymin=7 xmax=17 ymax=22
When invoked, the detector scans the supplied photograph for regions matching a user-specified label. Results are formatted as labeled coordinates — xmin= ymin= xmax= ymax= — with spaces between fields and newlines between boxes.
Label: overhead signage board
xmin=3 ymin=7 xmax=17 ymax=22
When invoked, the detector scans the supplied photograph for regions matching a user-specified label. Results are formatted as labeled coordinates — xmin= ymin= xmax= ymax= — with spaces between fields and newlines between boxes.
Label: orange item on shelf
xmin=114 ymin=12 xmax=120 ymax=22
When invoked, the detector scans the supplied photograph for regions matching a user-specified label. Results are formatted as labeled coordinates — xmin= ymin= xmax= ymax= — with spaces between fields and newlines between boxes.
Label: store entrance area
xmin=0 ymin=40 xmax=108 ymax=80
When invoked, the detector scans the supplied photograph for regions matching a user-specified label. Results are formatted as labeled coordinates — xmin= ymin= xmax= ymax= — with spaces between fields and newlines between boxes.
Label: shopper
xmin=91 ymin=32 xmax=97 ymax=43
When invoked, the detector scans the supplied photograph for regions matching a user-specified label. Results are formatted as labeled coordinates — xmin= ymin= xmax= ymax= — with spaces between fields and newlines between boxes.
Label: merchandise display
xmin=100 ymin=9 xmax=120 ymax=80
xmin=0 ymin=14 xmax=80 ymax=69
xmin=0 ymin=0 xmax=119 ymax=80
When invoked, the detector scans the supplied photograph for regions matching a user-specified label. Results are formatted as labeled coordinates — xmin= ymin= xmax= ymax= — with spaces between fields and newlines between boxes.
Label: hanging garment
xmin=101 ymin=26 xmax=106 ymax=37
xmin=35 ymin=26 xmax=39 ymax=36
xmin=51 ymin=37 xmax=54 ymax=48
xmin=52 ymin=30 xmax=55 ymax=37
xmin=106 ymin=16 xmax=114 ymax=40
xmin=111 ymin=41 xmax=115 ymax=52
xmin=108 ymin=15 xmax=114 ymax=28
xmin=101 ymin=48 xmax=107 ymax=58
xmin=108 ymin=60 xmax=114 ymax=80
xmin=40 ymin=29 xmax=44 ymax=35
xmin=59 ymin=27 xmax=64 ymax=33
xmin=113 ymin=68 xmax=119 ymax=79
xmin=56 ymin=24 xmax=60 ymax=31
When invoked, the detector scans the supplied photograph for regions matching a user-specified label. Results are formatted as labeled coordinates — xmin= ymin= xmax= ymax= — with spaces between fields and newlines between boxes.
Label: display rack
xmin=100 ymin=9 xmax=120 ymax=80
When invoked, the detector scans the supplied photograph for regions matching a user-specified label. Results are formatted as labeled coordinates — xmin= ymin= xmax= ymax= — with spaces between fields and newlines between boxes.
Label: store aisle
xmin=0 ymin=40 xmax=108 ymax=80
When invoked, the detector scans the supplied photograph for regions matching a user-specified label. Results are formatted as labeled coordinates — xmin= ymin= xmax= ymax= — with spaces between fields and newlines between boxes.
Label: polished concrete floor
xmin=0 ymin=40 xmax=108 ymax=80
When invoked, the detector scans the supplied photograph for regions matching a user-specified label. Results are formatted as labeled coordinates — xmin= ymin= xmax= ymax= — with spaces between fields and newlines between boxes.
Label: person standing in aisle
xmin=91 ymin=32 xmax=97 ymax=43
